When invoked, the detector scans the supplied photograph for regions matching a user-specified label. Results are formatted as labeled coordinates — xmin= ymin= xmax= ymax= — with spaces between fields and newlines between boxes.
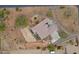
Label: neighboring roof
xmin=31 ymin=18 xmax=58 ymax=39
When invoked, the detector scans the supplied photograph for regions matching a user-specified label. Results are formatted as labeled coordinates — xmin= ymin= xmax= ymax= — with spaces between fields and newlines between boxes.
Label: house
xmin=31 ymin=18 xmax=60 ymax=43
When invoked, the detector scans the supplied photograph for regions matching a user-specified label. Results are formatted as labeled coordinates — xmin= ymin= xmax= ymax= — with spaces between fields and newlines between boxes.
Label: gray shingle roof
xmin=31 ymin=18 xmax=57 ymax=39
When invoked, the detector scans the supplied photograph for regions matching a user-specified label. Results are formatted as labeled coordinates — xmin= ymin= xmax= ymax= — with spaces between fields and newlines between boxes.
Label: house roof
xmin=31 ymin=18 xmax=58 ymax=39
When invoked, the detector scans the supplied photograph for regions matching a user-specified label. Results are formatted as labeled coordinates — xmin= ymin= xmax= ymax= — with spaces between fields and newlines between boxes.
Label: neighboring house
xmin=31 ymin=18 xmax=60 ymax=43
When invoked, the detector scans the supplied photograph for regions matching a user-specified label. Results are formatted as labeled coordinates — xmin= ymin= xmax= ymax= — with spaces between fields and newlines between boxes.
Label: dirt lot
xmin=54 ymin=6 xmax=78 ymax=33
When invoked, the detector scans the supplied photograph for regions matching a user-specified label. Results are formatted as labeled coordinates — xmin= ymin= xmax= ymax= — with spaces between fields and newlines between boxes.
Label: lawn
xmin=15 ymin=15 xmax=28 ymax=28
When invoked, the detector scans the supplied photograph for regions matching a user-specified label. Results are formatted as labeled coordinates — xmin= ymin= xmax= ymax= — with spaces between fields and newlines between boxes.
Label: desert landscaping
xmin=0 ymin=6 xmax=79 ymax=54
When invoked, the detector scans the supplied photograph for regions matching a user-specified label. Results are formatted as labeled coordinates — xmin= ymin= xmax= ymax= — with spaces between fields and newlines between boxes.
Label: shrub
xmin=47 ymin=44 xmax=55 ymax=51
xmin=16 ymin=7 xmax=22 ymax=11
xmin=3 ymin=8 xmax=6 ymax=11
xmin=60 ymin=6 xmax=65 ymax=9
xmin=15 ymin=15 xmax=28 ymax=28
xmin=57 ymin=46 xmax=63 ymax=50
xmin=36 ymin=46 xmax=40 ymax=49
xmin=16 ymin=7 xmax=19 ymax=11
xmin=0 ymin=11 xmax=4 ymax=18
xmin=5 ymin=11 xmax=10 ymax=15
xmin=47 ymin=10 xmax=53 ymax=17
xmin=0 ymin=22 xmax=6 ymax=31
xmin=59 ymin=31 xmax=67 ymax=39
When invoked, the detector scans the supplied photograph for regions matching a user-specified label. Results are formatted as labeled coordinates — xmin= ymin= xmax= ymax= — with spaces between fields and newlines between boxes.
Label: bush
xmin=0 ymin=11 xmax=4 ymax=18
xmin=15 ymin=15 xmax=28 ymax=28
xmin=0 ymin=22 xmax=6 ymax=31
xmin=5 ymin=11 xmax=10 ymax=15
xmin=59 ymin=31 xmax=67 ymax=39
xmin=60 ymin=6 xmax=65 ymax=9
xmin=57 ymin=46 xmax=63 ymax=50
xmin=3 ymin=8 xmax=6 ymax=11
xmin=0 ymin=9 xmax=9 ymax=19
xmin=16 ymin=7 xmax=22 ymax=11
xmin=16 ymin=7 xmax=19 ymax=11
xmin=36 ymin=46 xmax=40 ymax=49
xmin=69 ymin=40 xmax=74 ymax=45
xmin=47 ymin=10 xmax=53 ymax=17
xmin=47 ymin=44 xmax=55 ymax=51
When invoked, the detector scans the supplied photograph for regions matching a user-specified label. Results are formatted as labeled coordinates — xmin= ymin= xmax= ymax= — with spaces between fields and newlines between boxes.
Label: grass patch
xmin=15 ymin=15 xmax=28 ymax=28
xmin=0 ymin=22 xmax=6 ymax=31
xmin=47 ymin=44 xmax=55 ymax=51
